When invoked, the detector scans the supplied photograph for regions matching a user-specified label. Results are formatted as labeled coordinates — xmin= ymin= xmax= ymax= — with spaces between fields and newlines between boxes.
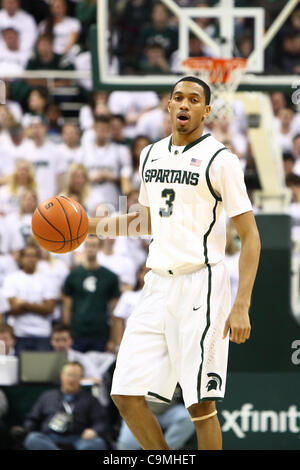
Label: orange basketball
xmin=32 ymin=196 xmax=89 ymax=253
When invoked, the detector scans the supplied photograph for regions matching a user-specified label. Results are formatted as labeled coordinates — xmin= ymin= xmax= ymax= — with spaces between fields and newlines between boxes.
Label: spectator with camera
xmin=23 ymin=361 xmax=110 ymax=450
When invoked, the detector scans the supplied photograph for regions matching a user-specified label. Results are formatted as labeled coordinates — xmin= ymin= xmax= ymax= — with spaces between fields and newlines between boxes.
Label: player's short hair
xmin=170 ymin=76 xmax=211 ymax=105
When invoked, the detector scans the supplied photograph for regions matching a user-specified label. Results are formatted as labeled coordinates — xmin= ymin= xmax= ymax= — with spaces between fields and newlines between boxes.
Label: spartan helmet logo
xmin=206 ymin=373 xmax=222 ymax=392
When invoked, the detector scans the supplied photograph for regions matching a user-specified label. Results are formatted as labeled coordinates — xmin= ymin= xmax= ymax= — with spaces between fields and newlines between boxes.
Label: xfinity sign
xmin=221 ymin=404 xmax=300 ymax=438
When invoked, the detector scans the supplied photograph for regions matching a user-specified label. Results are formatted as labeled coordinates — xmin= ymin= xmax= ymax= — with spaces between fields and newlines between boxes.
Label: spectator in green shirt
xmin=62 ymin=235 xmax=121 ymax=353
xmin=25 ymin=34 xmax=75 ymax=90
xmin=138 ymin=3 xmax=178 ymax=60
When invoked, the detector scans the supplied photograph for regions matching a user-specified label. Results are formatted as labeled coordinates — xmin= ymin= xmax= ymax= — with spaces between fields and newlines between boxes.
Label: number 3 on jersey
xmin=159 ymin=188 xmax=175 ymax=217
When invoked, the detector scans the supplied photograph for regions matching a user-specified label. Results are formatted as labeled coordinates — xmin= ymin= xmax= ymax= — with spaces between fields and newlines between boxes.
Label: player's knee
xmin=188 ymin=400 xmax=216 ymax=420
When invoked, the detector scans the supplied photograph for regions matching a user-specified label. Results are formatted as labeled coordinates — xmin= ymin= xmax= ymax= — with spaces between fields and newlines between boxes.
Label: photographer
xmin=23 ymin=361 xmax=110 ymax=450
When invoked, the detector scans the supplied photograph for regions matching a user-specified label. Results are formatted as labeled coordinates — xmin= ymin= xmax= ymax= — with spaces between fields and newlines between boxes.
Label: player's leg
xmin=188 ymin=401 xmax=222 ymax=450
xmin=112 ymin=395 xmax=169 ymax=450
xmin=111 ymin=272 xmax=177 ymax=450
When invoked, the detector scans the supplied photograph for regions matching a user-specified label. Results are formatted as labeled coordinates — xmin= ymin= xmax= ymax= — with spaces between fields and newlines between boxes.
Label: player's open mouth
xmin=177 ymin=114 xmax=190 ymax=123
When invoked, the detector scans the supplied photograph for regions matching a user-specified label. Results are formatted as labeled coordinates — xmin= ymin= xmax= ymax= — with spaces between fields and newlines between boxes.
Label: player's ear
xmin=203 ymin=105 xmax=211 ymax=120
xmin=167 ymin=99 xmax=171 ymax=113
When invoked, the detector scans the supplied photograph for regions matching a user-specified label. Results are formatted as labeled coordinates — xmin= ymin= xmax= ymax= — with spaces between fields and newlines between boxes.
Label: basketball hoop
xmin=181 ymin=57 xmax=247 ymax=121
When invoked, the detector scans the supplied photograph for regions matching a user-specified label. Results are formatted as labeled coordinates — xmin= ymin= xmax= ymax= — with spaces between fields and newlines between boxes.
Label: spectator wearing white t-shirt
xmin=0 ymin=0 xmax=37 ymax=55
xmin=4 ymin=188 xmax=38 ymax=251
xmin=0 ymin=159 xmax=37 ymax=216
xmin=274 ymin=108 xmax=299 ymax=154
xmin=135 ymin=93 xmax=169 ymax=142
xmin=0 ymin=213 xmax=24 ymax=259
xmin=58 ymin=123 xmax=83 ymax=169
xmin=107 ymin=91 xmax=159 ymax=139
xmin=39 ymin=0 xmax=81 ymax=56
xmin=0 ymin=124 xmax=34 ymax=187
xmin=37 ymin=249 xmax=70 ymax=323
xmin=0 ymin=27 xmax=29 ymax=74
xmin=112 ymin=265 xmax=149 ymax=349
xmin=83 ymin=115 xmax=132 ymax=210
xmin=2 ymin=244 xmax=57 ymax=354
xmin=26 ymin=115 xmax=67 ymax=203
xmin=61 ymin=162 xmax=100 ymax=217
xmin=97 ymin=238 xmax=137 ymax=291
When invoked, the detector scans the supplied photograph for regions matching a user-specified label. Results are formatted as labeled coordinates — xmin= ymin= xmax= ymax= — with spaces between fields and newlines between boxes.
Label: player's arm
xmin=88 ymin=206 xmax=151 ymax=237
xmin=223 ymin=211 xmax=261 ymax=344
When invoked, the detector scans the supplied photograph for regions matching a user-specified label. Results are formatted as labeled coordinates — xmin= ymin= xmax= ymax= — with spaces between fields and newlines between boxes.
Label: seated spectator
xmin=79 ymin=90 xmax=110 ymax=132
xmin=38 ymin=0 xmax=81 ymax=57
xmin=26 ymin=34 xmax=74 ymax=89
xmin=23 ymin=361 xmax=109 ymax=450
xmin=0 ymin=323 xmax=16 ymax=355
xmin=0 ymin=27 xmax=29 ymax=74
xmin=45 ymin=103 xmax=64 ymax=143
xmin=61 ymin=163 xmax=99 ymax=217
xmin=138 ymin=3 xmax=178 ymax=60
xmin=0 ymin=159 xmax=37 ymax=216
xmin=210 ymin=115 xmax=248 ymax=160
xmin=0 ymin=0 xmax=37 ymax=55
xmin=58 ymin=123 xmax=83 ymax=168
xmin=283 ymin=152 xmax=296 ymax=176
xmin=4 ymin=189 xmax=38 ymax=249
xmin=62 ymin=236 xmax=120 ymax=353
xmin=107 ymin=90 xmax=159 ymax=134
xmin=275 ymin=108 xmax=299 ymax=153
xmin=135 ymin=93 xmax=169 ymax=142
xmin=37 ymin=248 xmax=70 ymax=323
xmin=22 ymin=87 xmax=49 ymax=129
xmin=2 ymin=243 xmax=57 ymax=354
xmin=271 ymin=92 xmax=287 ymax=118
xmin=279 ymin=30 xmax=300 ymax=74
xmin=50 ymin=323 xmax=116 ymax=406
xmin=0 ymin=214 xmax=23 ymax=260
xmin=83 ymin=115 xmax=132 ymax=210
xmin=110 ymin=114 xmax=131 ymax=147
xmin=3 ymin=80 xmax=23 ymax=123
xmin=97 ymin=238 xmax=137 ymax=292
xmin=139 ymin=42 xmax=170 ymax=74
xmin=26 ymin=115 xmax=67 ymax=202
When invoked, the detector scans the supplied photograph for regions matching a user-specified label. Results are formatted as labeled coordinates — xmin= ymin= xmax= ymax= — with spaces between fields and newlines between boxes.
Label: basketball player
xmin=88 ymin=76 xmax=261 ymax=450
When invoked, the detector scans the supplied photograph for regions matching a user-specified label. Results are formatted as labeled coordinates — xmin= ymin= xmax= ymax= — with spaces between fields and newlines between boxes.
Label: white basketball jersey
xmin=138 ymin=133 xmax=252 ymax=273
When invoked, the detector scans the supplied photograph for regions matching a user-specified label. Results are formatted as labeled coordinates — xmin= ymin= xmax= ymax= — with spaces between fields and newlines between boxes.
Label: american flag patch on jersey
xmin=190 ymin=158 xmax=202 ymax=167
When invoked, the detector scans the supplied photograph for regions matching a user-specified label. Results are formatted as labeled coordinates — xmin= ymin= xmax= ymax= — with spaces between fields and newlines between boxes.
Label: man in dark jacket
xmin=23 ymin=361 xmax=109 ymax=450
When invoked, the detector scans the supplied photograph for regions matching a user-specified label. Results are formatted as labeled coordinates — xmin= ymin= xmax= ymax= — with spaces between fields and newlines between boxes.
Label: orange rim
xmin=181 ymin=57 xmax=247 ymax=84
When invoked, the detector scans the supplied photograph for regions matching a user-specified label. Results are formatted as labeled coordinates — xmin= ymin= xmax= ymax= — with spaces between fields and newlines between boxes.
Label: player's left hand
xmin=223 ymin=304 xmax=251 ymax=344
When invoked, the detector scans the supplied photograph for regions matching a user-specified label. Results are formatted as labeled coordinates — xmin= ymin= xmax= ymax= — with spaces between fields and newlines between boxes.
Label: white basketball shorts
xmin=111 ymin=262 xmax=231 ymax=409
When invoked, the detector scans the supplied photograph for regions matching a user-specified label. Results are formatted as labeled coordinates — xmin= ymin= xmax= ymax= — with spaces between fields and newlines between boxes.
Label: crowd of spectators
xmin=0 ymin=0 xmax=299 ymax=451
